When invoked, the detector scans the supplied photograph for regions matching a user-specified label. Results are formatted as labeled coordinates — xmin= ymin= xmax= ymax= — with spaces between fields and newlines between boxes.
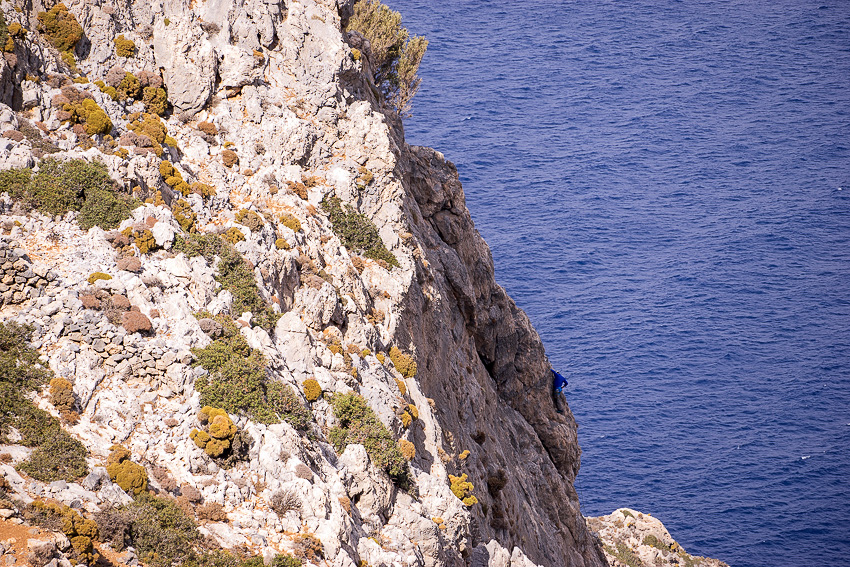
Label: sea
xmin=386 ymin=1 xmax=850 ymax=565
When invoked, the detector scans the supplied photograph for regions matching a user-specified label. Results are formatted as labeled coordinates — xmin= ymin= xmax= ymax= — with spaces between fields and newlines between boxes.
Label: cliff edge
xmin=0 ymin=1 xmax=606 ymax=567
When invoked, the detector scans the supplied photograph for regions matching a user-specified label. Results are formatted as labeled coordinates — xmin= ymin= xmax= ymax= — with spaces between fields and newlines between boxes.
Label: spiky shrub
xmin=173 ymin=199 xmax=196 ymax=232
xmin=191 ymin=406 xmax=238 ymax=458
xmin=346 ymin=0 xmax=427 ymax=117
xmin=329 ymin=393 xmax=409 ymax=486
xmin=223 ymin=226 xmax=245 ymax=244
xmin=106 ymin=445 xmax=149 ymax=495
xmin=191 ymin=317 xmax=311 ymax=429
xmin=449 ymin=473 xmax=478 ymax=507
xmin=320 ymin=196 xmax=399 ymax=267
xmin=389 ymin=346 xmax=416 ymax=377
xmin=302 ymin=379 xmax=322 ymax=402
xmin=279 ymin=212 xmax=301 ymax=233
xmin=114 ymin=34 xmax=135 ymax=57
xmin=61 ymin=98 xmax=113 ymax=135
xmin=37 ymin=3 xmax=83 ymax=52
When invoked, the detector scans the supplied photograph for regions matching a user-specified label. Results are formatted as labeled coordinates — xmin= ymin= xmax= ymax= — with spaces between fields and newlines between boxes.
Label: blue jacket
xmin=552 ymin=369 xmax=568 ymax=393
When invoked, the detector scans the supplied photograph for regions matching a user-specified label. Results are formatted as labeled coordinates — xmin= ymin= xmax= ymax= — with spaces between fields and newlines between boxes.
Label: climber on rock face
xmin=552 ymin=369 xmax=568 ymax=414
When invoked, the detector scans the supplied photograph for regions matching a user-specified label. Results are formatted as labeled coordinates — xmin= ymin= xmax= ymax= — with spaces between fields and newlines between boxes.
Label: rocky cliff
xmin=0 ymin=1 xmax=608 ymax=567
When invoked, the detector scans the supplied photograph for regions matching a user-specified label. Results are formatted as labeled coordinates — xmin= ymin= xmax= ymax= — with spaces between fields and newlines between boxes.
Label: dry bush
xmin=270 ymin=489 xmax=301 ymax=516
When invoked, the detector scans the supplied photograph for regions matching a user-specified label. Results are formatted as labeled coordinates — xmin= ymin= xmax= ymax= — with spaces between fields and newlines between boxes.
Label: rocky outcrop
xmin=587 ymin=509 xmax=729 ymax=567
xmin=0 ymin=1 xmax=628 ymax=567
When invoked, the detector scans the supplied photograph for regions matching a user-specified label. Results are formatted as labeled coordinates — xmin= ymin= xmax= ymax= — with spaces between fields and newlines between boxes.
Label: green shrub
xmin=329 ymin=393 xmax=408 ymax=485
xmin=37 ymin=3 xmax=83 ymax=52
xmin=174 ymin=234 xmax=279 ymax=330
xmin=605 ymin=543 xmax=642 ymax=567
xmin=107 ymin=493 xmax=199 ymax=567
xmin=320 ymin=196 xmax=398 ymax=267
xmin=18 ymin=430 xmax=88 ymax=482
xmin=79 ymin=186 xmax=137 ymax=230
xmin=346 ymin=0 xmax=427 ymax=116
xmin=191 ymin=317 xmax=311 ymax=429
xmin=0 ymin=323 xmax=88 ymax=482
xmin=114 ymin=34 xmax=135 ymax=57
xmin=0 ymin=159 xmax=132 ymax=229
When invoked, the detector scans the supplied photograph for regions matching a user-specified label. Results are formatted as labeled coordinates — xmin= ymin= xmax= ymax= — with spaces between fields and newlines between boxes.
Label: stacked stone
xmin=0 ymin=238 xmax=56 ymax=306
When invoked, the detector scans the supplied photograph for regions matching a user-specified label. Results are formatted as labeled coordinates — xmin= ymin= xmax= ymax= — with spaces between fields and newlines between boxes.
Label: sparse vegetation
xmin=0 ymin=159 xmax=134 ymax=229
xmin=0 ymin=323 xmax=89 ymax=483
xmin=329 ymin=393 xmax=409 ymax=485
xmin=346 ymin=0 xmax=427 ymax=116
xmin=174 ymin=234 xmax=279 ymax=330
xmin=191 ymin=316 xmax=311 ymax=429
xmin=321 ymin=196 xmax=399 ymax=267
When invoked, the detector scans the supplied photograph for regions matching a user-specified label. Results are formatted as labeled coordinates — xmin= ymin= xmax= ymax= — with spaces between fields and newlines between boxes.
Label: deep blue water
xmin=387 ymin=1 xmax=850 ymax=565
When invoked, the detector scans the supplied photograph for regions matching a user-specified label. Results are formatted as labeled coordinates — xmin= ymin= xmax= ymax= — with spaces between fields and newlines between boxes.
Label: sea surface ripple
xmin=389 ymin=0 xmax=850 ymax=565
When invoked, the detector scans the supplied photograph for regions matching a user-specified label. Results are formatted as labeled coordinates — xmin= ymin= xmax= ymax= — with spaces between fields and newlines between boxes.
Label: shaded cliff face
xmin=0 ymin=1 xmax=606 ymax=566
xmin=393 ymin=144 xmax=605 ymax=567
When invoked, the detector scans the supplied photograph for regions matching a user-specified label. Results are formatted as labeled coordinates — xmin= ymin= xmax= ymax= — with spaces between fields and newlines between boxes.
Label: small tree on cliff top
xmin=347 ymin=0 xmax=428 ymax=117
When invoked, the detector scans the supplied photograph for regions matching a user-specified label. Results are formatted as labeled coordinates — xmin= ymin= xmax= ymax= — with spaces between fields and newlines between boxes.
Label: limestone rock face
xmin=587 ymin=509 xmax=729 ymax=567
xmin=0 ymin=0 xmax=622 ymax=566
xmin=153 ymin=20 xmax=217 ymax=114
